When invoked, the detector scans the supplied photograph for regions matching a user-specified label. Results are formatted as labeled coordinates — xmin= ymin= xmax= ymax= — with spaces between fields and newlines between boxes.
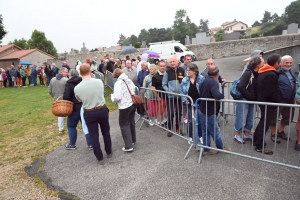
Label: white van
xmin=149 ymin=40 xmax=196 ymax=63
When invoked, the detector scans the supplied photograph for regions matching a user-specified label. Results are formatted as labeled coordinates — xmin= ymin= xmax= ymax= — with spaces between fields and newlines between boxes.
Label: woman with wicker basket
xmin=63 ymin=70 xmax=93 ymax=150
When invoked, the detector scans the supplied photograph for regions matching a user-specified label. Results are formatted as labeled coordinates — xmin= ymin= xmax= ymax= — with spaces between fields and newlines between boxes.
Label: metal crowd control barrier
xmin=106 ymin=71 xmax=115 ymax=90
xmin=194 ymin=98 xmax=300 ymax=170
xmin=138 ymin=87 xmax=196 ymax=159
xmin=93 ymin=71 xmax=108 ymax=96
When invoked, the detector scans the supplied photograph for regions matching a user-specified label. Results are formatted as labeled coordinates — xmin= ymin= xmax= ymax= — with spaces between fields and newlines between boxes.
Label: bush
xmin=251 ymin=33 xmax=259 ymax=38
xmin=134 ymin=42 xmax=141 ymax=48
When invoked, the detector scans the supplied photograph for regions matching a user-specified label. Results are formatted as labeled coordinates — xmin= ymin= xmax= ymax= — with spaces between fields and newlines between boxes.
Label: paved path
xmin=25 ymin=55 xmax=300 ymax=200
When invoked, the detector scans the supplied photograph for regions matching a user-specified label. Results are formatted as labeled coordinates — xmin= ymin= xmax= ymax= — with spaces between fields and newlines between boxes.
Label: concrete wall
xmin=186 ymin=33 xmax=300 ymax=60
xmin=263 ymin=45 xmax=300 ymax=73
xmin=21 ymin=51 xmax=55 ymax=67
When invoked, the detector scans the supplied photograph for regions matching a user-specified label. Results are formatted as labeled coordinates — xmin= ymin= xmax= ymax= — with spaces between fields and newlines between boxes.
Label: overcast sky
xmin=0 ymin=0 xmax=294 ymax=53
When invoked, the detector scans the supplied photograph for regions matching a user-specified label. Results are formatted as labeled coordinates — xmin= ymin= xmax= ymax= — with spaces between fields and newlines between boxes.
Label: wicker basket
xmin=52 ymin=96 xmax=74 ymax=117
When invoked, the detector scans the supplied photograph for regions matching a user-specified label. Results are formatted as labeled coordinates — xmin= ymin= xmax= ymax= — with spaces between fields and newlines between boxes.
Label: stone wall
xmin=47 ymin=48 xmax=148 ymax=68
xmin=47 ymin=34 xmax=300 ymax=66
xmin=186 ymin=33 xmax=300 ymax=60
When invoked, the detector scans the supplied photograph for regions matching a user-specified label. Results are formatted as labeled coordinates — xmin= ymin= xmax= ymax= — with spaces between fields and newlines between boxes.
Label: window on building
xmin=241 ymin=26 xmax=244 ymax=29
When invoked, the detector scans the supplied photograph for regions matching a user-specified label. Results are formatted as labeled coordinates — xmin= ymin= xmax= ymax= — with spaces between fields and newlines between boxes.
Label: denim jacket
xmin=180 ymin=74 xmax=205 ymax=104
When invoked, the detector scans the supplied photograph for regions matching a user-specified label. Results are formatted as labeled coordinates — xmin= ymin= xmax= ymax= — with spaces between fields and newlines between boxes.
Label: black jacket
xmin=257 ymin=70 xmax=281 ymax=103
xmin=63 ymin=76 xmax=83 ymax=111
xmin=45 ymin=66 xmax=53 ymax=76
xmin=238 ymin=69 xmax=258 ymax=101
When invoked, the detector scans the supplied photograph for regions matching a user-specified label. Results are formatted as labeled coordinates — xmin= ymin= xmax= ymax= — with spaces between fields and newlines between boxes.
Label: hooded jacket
xmin=75 ymin=60 xmax=82 ymax=75
xmin=63 ymin=76 xmax=83 ymax=111
xmin=49 ymin=74 xmax=68 ymax=101
xmin=111 ymin=73 xmax=136 ymax=109
xmin=136 ymin=53 xmax=150 ymax=75
xmin=257 ymin=64 xmax=281 ymax=103
xmin=238 ymin=69 xmax=258 ymax=101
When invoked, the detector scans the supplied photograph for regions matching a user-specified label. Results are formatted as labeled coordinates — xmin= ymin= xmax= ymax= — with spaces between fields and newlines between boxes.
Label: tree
xmin=130 ymin=34 xmax=138 ymax=45
xmin=185 ymin=16 xmax=191 ymax=24
xmin=271 ymin=13 xmax=280 ymax=22
xmin=117 ymin=34 xmax=126 ymax=46
xmin=27 ymin=30 xmax=58 ymax=57
xmin=0 ymin=14 xmax=8 ymax=44
xmin=199 ymin=19 xmax=209 ymax=34
xmin=283 ymin=0 xmax=300 ymax=25
xmin=138 ymin=29 xmax=151 ymax=44
xmin=251 ymin=20 xmax=261 ymax=27
xmin=189 ymin=23 xmax=200 ymax=37
xmin=172 ymin=9 xmax=192 ymax=44
xmin=134 ymin=42 xmax=141 ymax=48
xmin=214 ymin=30 xmax=224 ymax=42
xmin=261 ymin=10 xmax=272 ymax=24
xmin=9 ymin=38 xmax=28 ymax=49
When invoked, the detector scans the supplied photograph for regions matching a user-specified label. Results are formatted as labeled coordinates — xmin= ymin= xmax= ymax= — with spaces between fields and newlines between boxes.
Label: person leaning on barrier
xmin=111 ymin=68 xmax=136 ymax=152
xmin=253 ymin=54 xmax=282 ymax=155
xmin=143 ymin=64 xmax=158 ymax=126
xmin=162 ymin=56 xmax=186 ymax=137
xmin=233 ymin=56 xmax=264 ymax=144
xmin=152 ymin=60 xmax=168 ymax=126
xmin=269 ymin=55 xmax=295 ymax=143
xmin=74 ymin=63 xmax=112 ymax=165
xmin=180 ymin=63 xmax=205 ymax=144
xmin=294 ymin=71 xmax=300 ymax=151
xmin=199 ymin=65 xmax=231 ymax=155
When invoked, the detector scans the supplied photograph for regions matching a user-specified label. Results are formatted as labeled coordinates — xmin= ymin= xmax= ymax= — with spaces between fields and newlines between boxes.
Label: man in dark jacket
xmin=107 ymin=58 xmax=115 ymax=73
xmin=253 ymin=54 xmax=282 ymax=155
xmin=137 ymin=62 xmax=149 ymax=89
xmin=270 ymin=55 xmax=295 ymax=143
xmin=199 ymin=65 xmax=231 ymax=155
xmin=9 ymin=65 xmax=18 ymax=87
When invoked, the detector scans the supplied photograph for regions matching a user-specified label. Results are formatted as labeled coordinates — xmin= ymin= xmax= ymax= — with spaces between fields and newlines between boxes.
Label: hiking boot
xmin=98 ymin=160 xmax=105 ymax=165
xmin=65 ymin=143 xmax=77 ymax=150
xmin=255 ymin=147 xmax=273 ymax=155
xmin=203 ymin=149 xmax=219 ymax=155
xmin=107 ymin=153 xmax=112 ymax=159
xmin=243 ymin=135 xmax=253 ymax=141
xmin=295 ymin=141 xmax=300 ymax=151
xmin=167 ymin=132 xmax=172 ymax=137
xmin=278 ymin=131 xmax=290 ymax=140
xmin=233 ymin=135 xmax=245 ymax=144
xmin=122 ymin=147 xmax=133 ymax=152
xmin=271 ymin=134 xmax=280 ymax=143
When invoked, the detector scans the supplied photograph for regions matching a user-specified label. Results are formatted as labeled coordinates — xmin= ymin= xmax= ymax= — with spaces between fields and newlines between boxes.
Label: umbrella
xmin=120 ymin=48 xmax=139 ymax=55
xmin=19 ymin=61 xmax=32 ymax=65
xmin=141 ymin=50 xmax=160 ymax=58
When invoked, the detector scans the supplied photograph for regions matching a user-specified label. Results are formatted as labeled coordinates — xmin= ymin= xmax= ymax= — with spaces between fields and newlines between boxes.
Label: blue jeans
xmin=186 ymin=104 xmax=202 ymax=138
xmin=47 ymin=75 xmax=52 ymax=86
xmin=234 ymin=99 xmax=254 ymax=133
xmin=167 ymin=98 xmax=182 ymax=131
xmin=31 ymin=75 xmax=37 ymax=86
xmin=199 ymin=111 xmax=224 ymax=152
xmin=67 ymin=110 xmax=92 ymax=146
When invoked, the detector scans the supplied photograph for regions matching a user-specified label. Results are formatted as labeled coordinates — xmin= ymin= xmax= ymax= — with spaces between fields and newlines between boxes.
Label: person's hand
xmin=222 ymin=79 xmax=226 ymax=83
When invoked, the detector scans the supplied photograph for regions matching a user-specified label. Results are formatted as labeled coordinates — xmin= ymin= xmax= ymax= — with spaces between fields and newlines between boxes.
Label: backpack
xmin=230 ymin=73 xmax=254 ymax=100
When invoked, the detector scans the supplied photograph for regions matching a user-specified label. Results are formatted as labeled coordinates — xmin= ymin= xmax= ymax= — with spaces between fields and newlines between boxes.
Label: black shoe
xmin=65 ymin=143 xmax=77 ymax=150
xmin=278 ymin=131 xmax=290 ymax=141
xmin=295 ymin=141 xmax=300 ymax=151
xmin=271 ymin=134 xmax=280 ymax=143
xmin=255 ymin=147 xmax=273 ymax=155
xmin=167 ymin=132 xmax=172 ymax=137
xmin=88 ymin=146 xmax=93 ymax=151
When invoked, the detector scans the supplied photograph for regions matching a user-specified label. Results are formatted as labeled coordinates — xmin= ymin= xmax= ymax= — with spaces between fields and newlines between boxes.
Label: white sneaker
xmin=183 ymin=118 xmax=188 ymax=124
xmin=199 ymin=137 xmax=203 ymax=144
xmin=188 ymin=137 xmax=193 ymax=145
xmin=154 ymin=119 xmax=160 ymax=125
xmin=122 ymin=147 xmax=133 ymax=152
xmin=149 ymin=120 xmax=154 ymax=126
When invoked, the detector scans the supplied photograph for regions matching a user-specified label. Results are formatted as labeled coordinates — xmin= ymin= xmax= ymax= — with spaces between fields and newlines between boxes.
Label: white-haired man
xmin=270 ymin=55 xmax=295 ymax=143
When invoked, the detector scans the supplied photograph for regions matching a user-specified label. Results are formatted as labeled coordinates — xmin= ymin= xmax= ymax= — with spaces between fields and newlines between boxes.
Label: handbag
xmin=122 ymin=80 xmax=142 ymax=106
xmin=230 ymin=73 xmax=254 ymax=100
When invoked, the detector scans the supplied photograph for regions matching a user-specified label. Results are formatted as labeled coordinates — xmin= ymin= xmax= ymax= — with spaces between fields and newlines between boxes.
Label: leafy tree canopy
xmin=0 ymin=14 xmax=8 ymax=44
xmin=27 ymin=30 xmax=57 ymax=57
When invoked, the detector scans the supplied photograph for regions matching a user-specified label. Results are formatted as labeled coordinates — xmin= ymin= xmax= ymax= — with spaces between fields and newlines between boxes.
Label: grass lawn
xmin=0 ymin=85 xmax=117 ymax=199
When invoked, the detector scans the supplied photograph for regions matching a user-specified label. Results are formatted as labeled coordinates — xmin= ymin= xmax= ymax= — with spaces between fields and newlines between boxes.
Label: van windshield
xmin=179 ymin=45 xmax=189 ymax=51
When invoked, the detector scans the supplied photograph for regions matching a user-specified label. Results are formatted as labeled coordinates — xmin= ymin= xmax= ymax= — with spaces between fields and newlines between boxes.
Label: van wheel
xmin=180 ymin=57 xmax=184 ymax=63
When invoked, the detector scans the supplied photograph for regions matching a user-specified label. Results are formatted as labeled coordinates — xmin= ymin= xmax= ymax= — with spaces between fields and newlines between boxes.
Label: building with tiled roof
xmin=0 ymin=44 xmax=55 ymax=69
xmin=221 ymin=19 xmax=248 ymax=34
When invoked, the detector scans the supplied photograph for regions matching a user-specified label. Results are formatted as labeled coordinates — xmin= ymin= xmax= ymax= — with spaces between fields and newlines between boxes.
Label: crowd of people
xmin=0 ymin=62 xmax=65 ymax=88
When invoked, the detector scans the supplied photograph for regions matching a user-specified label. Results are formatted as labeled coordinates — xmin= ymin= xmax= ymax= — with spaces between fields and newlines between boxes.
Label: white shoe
xmin=199 ymin=137 xmax=203 ymax=144
xmin=154 ymin=119 xmax=160 ymax=125
xmin=188 ymin=137 xmax=193 ymax=145
xmin=183 ymin=118 xmax=188 ymax=124
xmin=122 ymin=147 xmax=133 ymax=152
xmin=149 ymin=120 xmax=154 ymax=126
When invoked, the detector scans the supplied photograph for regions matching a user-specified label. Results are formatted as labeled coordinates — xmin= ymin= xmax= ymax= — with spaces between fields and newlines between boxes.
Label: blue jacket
xmin=162 ymin=67 xmax=186 ymax=98
xmin=137 ymin=70 xmax=149 ymax=88
xmin=180 ymin=74 xmax=205 ymax=103
xmin=278 ymin=68 xmax=296 ymax=100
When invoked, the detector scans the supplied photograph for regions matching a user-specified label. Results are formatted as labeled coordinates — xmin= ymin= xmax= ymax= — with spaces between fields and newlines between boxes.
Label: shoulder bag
xmin=122 ymin=80 xmax=142 ymax=106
